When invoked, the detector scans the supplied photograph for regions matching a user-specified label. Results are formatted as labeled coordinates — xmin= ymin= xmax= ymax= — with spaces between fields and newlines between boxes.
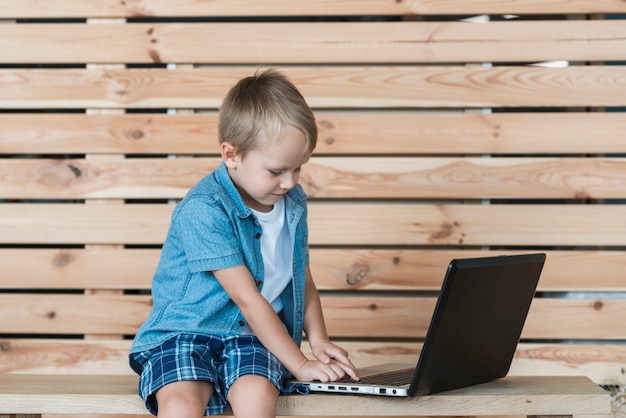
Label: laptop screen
xmin=410 ymin=253 xmax=545 ymax=396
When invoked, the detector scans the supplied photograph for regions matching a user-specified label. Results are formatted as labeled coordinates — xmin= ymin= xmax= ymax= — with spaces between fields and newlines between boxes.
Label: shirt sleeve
xmin=175 ymin=196 xmax=245 ymax=273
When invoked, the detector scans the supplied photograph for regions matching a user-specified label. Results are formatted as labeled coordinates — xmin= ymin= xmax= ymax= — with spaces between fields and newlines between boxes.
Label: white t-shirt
xmin=241 ymin=197 xmax=293 ymax=334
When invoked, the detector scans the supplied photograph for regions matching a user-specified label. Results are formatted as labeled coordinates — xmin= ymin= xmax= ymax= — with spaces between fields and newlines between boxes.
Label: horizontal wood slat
xmin=0 ymin=113 xmax=218 ymax=155
xmin=1 ymin=21 xmax=625 ymax=64
xmin=0 ymin=158 xmax=217 ymax=200
xmin=1 ymin=339 xmax=625 ymax=386
xmin=2 ymin=157 xmax=626 ymax=199
xmin=0 ymin=294 xmax=150 ymax=335
xmin=1 ymin=294 xmax=624 ymax=340
xmin=0 ymin=249 xmax=157 ymax=290
xmin=308 ymin=204 xmax=626 ymax=246
xmin=0 ymin=339 xmax=136 ymax=375
xmin=510 ymin=343 xmax=626 ymax=384
xmin=322 ymin=297 xmax=626 ymax=340
xmin=0 ymin=203 xmax=173 ymax=245
xmin=1 ymin=66 xmax=625 ymax=109
xmin=302 ymin=157 xmax=626 ymax=199
xmin=309 ymin=249 xmax=626 ymax=292
xmin=2 ymin=249 xmax=626 ymax=292
xmin=1 ymin=0 xmax=626 ymax=18
xmin=2 ymin=113 xmax=626 ymax=155
xmin=1 ymin=203 xmax=625 ymax=246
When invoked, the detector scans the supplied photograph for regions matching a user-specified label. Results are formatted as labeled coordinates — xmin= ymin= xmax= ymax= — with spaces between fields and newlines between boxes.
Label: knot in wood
xmin=346 ymin=264 xmax=369 ymax=286
xmin=67 ymin=164 xmax=82 ymax=177
xmin=318 ymin=120 xmax=334 ymax=129
xmin=149 ymin=49 xmax=162 ymax=63
xmin=574 ymin=190 xmax=591 ymax=199
xmin=129 ymin=129 xmax=144 ymax=139
xmin=53 ymin=251 xmax=73 ymax=268
xmin=429 ymin=220 xmax=461 ymax=243
xmin=592 ymin=300 xmax=604 ymax=311
xmin=0 ymin=342 xmax=10 ymax=351
xmin=40 ymin=161 xmax=81 ymax=187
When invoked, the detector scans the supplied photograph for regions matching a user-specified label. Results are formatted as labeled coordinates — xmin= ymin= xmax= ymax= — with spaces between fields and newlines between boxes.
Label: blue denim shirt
xmin=130 ymin=162 xmax=309 ymax=354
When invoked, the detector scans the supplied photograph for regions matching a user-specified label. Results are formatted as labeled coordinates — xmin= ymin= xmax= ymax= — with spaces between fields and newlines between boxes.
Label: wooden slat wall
xmin=1 ymin=0 xmax=625 ymax=407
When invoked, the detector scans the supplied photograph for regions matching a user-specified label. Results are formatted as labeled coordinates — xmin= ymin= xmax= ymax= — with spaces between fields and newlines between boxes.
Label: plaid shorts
xmin=129 ymin=333 xmax=307 ymax=416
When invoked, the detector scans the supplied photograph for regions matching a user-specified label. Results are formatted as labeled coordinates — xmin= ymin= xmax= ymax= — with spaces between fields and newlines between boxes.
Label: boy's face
xmin=223 ymin=125 xmax=310 ymax=213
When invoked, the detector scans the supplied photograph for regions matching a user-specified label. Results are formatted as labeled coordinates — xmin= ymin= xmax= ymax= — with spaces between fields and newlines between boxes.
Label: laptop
xmin=289 ymin=253 xmax=546 ymax=397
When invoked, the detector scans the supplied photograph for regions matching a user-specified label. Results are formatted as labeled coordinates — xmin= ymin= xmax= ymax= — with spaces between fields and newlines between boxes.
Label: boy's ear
xmin=221 ymin=142 xmax=239 ymax=168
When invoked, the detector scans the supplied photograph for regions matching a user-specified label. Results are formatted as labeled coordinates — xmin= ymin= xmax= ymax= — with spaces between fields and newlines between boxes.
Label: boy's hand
xmin=296 ymin=340 xmax=359 ymax=382
xmin=294 ymin=358 xmax=358 ymax=383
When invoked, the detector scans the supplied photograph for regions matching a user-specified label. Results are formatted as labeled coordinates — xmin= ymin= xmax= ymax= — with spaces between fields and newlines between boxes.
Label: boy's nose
xmin=280 ymin=173 xmax=298 ymax=190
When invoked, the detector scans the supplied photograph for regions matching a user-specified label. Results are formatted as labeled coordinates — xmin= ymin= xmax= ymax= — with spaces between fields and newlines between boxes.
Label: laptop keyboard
xmin=341 ymin=367 xmax=414 ymax=386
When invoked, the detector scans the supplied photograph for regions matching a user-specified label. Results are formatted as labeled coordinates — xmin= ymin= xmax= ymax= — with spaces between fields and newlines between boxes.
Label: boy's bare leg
xmin=155 ymin=380 xmax=214 ymax=418
xmin=228 ymin=375 xmax=280 ymax=418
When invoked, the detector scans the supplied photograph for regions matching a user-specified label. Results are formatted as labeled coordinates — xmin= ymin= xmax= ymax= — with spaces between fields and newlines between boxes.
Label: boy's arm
xmin=214 ymin=265 xmax=357 ymax=382
xmin=302 ymin=266 xmax=359 ymax=379
xmin=302 ymin=266 xmax=331 ymax=346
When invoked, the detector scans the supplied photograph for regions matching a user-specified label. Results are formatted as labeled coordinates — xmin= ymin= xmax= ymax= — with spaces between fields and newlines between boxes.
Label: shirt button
xmin=256 ymin=280 xmax=263 ymax=286
xmin=255 ymin=232 xmax=261 ymax=238
xmin=238 ymin=320 xmax=245 ymax=326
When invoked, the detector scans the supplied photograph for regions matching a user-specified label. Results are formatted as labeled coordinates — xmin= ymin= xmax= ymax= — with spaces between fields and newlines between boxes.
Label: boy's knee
xmin=228 ymin=375 xmax=279 ymax=413
xmin=155 ymin=381 xmax=213 ymax=418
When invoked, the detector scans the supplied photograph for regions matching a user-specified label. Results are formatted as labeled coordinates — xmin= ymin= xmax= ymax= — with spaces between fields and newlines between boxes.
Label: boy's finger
xmin=317 ymin=352 xmax=331 ymax=364
xmin=343 ymin=364 xmax=360 ymax=380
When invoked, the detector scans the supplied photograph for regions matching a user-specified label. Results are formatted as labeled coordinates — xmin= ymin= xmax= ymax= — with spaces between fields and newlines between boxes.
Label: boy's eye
xmin=269 ymin=166 xmax=301 ymax=176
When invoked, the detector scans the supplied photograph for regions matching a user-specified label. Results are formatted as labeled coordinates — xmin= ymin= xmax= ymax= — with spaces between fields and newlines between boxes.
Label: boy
xmin=129 ymin=69 xmax=359 ymax=418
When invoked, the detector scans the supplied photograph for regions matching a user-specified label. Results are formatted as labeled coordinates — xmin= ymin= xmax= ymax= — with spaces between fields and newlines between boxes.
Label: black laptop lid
xmin=410 ymin=253 xmax=546 ymax=396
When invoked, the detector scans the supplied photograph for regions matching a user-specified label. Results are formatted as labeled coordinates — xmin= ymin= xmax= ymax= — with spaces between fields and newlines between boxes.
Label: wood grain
xmin=1 ymin=339 xmax=624 ymax=385
xmin=2 ymin=113 xmax=626 ymax=155
xmin=1 ymin=203 xmax=626 ymax=246
xmin=308 ymin=204 xmax=626 ymax=247
xmin=322 ymin=296 xmax=626 ymax=340
xmin=0 ymin=113 xmax=218 ymax=155
xmin=0 ymin=293 xmax=623 ymax=339
xmin=1 ymin=21 xmax=625 ymax=64
xmin=1 ymin=0 xmax=625 ymax=18
xmin=1 ymin=66 xmax=625 ymax=109
xmin=0 ymin=374 xmax=610 ymax=416
xmin=1 ymin=249 xmax=625 ymax=292
xmin=2 ymin=157 xmax=625 ymax=199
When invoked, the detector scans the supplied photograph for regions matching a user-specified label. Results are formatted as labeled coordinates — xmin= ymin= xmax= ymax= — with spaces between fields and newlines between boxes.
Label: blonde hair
xmin=218 ymin=68 xmax=317 ymax=157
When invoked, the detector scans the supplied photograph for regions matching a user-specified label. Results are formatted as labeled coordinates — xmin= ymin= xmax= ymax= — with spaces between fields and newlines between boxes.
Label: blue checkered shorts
xmin=129 ymin=333 xmax=307 ymax=416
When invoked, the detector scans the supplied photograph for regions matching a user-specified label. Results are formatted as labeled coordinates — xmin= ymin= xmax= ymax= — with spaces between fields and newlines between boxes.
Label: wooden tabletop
xmin=0 ymin=374 xmax=612 ymax=416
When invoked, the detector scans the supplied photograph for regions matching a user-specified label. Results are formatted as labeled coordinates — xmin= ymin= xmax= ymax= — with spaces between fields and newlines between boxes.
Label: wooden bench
xmin=0 ymin=374 xmax=612 ymax=417
xmin=0 ymin=1 xmax=625 ymax=417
